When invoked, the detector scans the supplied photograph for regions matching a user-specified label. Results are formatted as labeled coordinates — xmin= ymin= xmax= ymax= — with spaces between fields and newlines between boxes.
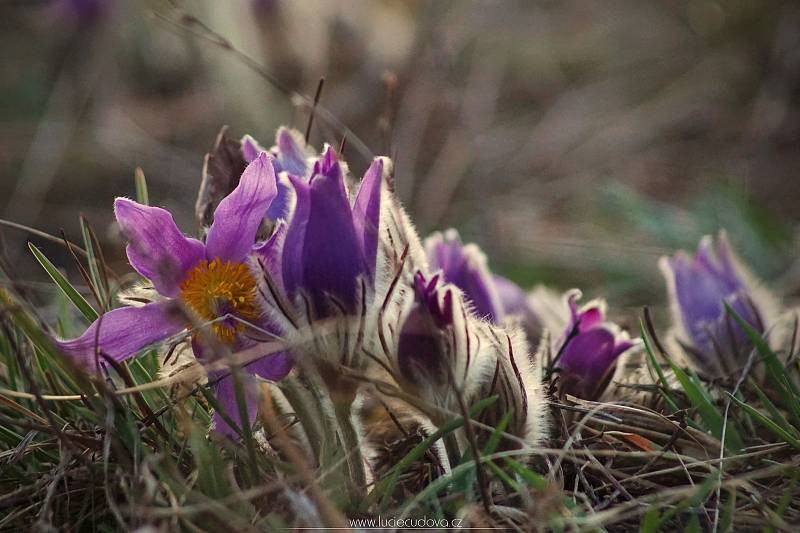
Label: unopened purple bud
xmin=397 ymin=272 xmax=454 ymax=385
xmin=555 ymin=291 xmax=635 ymax=400
xmin=660 ymin=233 xmax=766 ymax=377
xmin=281 ymin=146 xmax=384 ymax=317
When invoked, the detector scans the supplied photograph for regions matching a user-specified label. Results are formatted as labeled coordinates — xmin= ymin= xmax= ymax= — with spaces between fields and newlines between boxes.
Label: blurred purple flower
xmin=492 ymin=274 xmax=536 ymax=321
xmin=280 ymin=146 xmax=383 ymax=318
xmin=660 ymin=233 xmax=769 ymax=377
xmin=425 ymin=229 xmax=518 ymax=324
xmin=396 ymin=272 xmax=454 ymax=386
xmin=251 ymin=0 xmax=278 ymax=17
xmin=56 ymin=153 xmax=292 ymax=438
xmin=52 ymin=0 xmax=109 ymax=28
xmin=553 ymin=291 xmax=636 ymax=400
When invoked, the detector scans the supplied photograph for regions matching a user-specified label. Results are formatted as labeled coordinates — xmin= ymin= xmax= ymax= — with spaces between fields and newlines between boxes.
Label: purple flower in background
xmin=660 ymin=233 xmax=770 ymax=378
xmin=55 ymin=153 xmax=292 ymax=438
xmin=491 ymin=275 xmax=528 ymax=317
xmin=396 ymin=272 xmax=454 ymax=386
xmin=51 ymin=0 xmax=109 ymax=28
xmin=425 ymin=230 xmax=507 ymax=323
xmin=553 ymin=291 xmax=636 ymax=400
xmin=242 ymin=128 xmax=315 ymax=221
xmin=280 ymin=146 xmax=384 ymax=318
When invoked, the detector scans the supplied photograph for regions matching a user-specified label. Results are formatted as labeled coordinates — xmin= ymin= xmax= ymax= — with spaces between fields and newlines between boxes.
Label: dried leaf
xmin=195 ymin=126 xmax=247 ymax=228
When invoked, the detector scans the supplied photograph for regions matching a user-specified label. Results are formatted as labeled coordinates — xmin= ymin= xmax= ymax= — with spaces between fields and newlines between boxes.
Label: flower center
xmin=179 ymin=258 xmax=259 ymax=344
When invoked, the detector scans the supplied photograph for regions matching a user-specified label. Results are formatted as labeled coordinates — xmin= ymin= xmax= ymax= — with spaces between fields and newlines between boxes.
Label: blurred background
xmin=1 ymin=0 xmax=799 ymax=327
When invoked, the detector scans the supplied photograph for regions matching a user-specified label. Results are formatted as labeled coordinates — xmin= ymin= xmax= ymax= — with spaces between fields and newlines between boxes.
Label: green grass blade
xmin=135 ymin=167 xmax=149 ymax=205
xmin=666 ymin=356 xmax=744 ymax=451
xmin=748 ymin=379 xmax=800 ymax=440
xmin=29 ymin=243 xmax=98 ymax=322
xmin=724 ymin=302 xmax=800 ymax=427
xmin=640 ymin=321 xmax=680 ymax=413
xmin=79 ymin=216 xmax=109 ymax=310
xmin=502 ymin=456 xmax=547 ymax=491
xmin=727 ymin=393 xmax=800 ymax=449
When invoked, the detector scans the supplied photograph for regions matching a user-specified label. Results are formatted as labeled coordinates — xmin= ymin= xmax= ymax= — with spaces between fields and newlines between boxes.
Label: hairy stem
xmin=333 ymin=401 xmax=368 ymax=503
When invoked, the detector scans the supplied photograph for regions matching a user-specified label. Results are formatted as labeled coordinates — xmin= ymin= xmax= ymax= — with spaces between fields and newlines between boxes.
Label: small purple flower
xmin=660 ymin=233 xmax=770 ymax=377
xmin=553 ymin=291 xmax=636 ymax=400
xmin=55 ymin=153 xmax=292 ymax=438
xmin=396 ymin=272 xmax=454 ymax=386
xmin=281 ymin=146 xmax=384 ymax=318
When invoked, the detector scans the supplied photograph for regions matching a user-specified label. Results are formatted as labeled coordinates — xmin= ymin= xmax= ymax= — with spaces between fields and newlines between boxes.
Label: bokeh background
xmin=1 ymin=0 xmax=799 ymax=328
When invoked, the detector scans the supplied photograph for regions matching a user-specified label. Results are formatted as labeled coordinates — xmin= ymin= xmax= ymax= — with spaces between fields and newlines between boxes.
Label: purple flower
xmin=280 ymin=146 xmax=384 ymax=318
xmin=396 ymin=272 xmax=454 ymax=386
xmin=553 ymin=291 xmax=636 ymax=400
xmin=55 ymin=153 xmax=292 ymax=438
xmin=660 ymin=233 xmax=770 ymax=377
xmin=425 ymin=230 xmax=506 ymax=323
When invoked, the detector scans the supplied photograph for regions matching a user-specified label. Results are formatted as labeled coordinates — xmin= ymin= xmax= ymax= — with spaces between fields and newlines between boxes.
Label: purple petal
xmin=241 ymin=134 xmax=267 ymax=163
xmin=209 ymin=371 xmax=260 ymax=439
xmin=205 ymin=152 xmax=277 ymax=263
xmin=114 ymin=198 xmax=205 ymax=297
xmin=352 ymin=158 xmax=383 ymax=280
xmin=281 ymin=175 xmax=309 ymax=299
xmin=670 ymin=253 xmax=735 ymax=349
xmin=576 ymin=306 xmax=604 ymax=331
xmin=397 ymin=304 xmax=449 ymax=386
xmin=282 ymin=149 xmax=365 ymax=315
xmin=266 ymin=176 xmax=291 ymax=221
xmin=427 ymin=233 xmax=501 ymax=322
xmin=55 ymin=301 xmax=183 ymax=368
xmin=558 ymin=328 xmax=621 ymax=398
xmin=202 ymin=343 xmax=292 ymax=439
xmin=274 ymin=127 xmax=310 ymax=177
xmin=252 ymin=220 xmax=287 ymax=294
xmin=492 ymin=275 xmax=528 ymax=318
xmin=248 ymin=130 xmax=310 ymax=221
xmin=248 ymin=350 xmax=294 ymax=381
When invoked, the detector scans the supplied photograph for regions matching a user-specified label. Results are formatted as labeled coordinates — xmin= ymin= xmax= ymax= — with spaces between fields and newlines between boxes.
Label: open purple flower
xmin=280 ymin=146 xmax=384 ymax=318
xmin=660 ymin=233 xmax=772 ymax=378
xmin=551 ymin=291 xmax=636 ymax=400
xmin=55 ymin=153 xmax=292 ymax=438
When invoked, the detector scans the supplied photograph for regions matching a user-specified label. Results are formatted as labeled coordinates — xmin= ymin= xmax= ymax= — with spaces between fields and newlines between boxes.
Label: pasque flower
xmin=389 ymin=270 xmax=547 ymax=449
xmin=417 ymin=231 xmax=548 ymax=446
xmin=554 ymin=291 xmax=635 ymax=400
xmin=56 ymin=153 xmax=292 ymax=437
xmin=243 ymin=127 xmax=385 ymax=320
xmin=253 ymin=139 xmax=385 ymax=333
xmin=660 ymin=232 xmax=778 ymax=378
xmin=529 ymin=288 xmax=636 ymax=400
xmin=282 ymin=146 xmax=383 ymax=318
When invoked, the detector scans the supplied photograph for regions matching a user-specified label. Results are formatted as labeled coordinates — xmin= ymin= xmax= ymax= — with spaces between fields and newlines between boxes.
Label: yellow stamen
xmin=180 ymin=258 xmax=259 ymax=344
